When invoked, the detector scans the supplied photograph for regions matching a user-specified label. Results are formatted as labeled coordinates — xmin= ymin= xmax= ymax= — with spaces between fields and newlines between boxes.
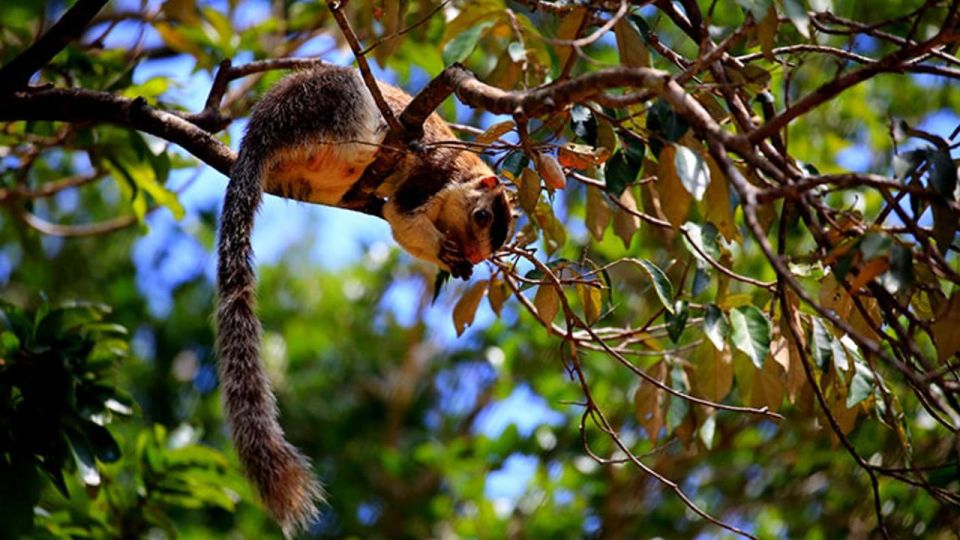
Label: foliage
xmin=1 ymin=0 xmax=959 ymax=539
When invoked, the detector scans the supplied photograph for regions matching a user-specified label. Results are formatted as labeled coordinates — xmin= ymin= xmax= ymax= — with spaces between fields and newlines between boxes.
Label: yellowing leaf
xmin=534 ymin=283 xmax=560 ymax=325
xmin=453 ymin=280 xmax=488 ymax=336
xmin=614 ymin=18 xmax=651 ymax=67
xmin=702 ymin=155 xmax=737 ymax=241
xmin=488 ymin=277 xmax=511 ymax=317
xmin=476 ymin=120 xmax=515 ymax=145
xmin=757 ymin=5 xmax=778 ymax=61
xmin=577 ymin=283 xmax=602 ymax=324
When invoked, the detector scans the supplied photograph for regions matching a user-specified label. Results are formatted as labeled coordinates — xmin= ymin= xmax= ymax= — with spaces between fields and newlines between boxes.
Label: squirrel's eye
xmin=473 ymin=209 xmax=492 ymax=227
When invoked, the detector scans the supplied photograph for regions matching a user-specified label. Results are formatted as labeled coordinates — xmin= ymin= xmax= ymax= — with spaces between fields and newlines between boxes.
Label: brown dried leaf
xmin=537 ymin=153 xmax=567 ymax=190
xmin=453 ymin=280 xmax=489 ymax=336
xmin=657 ymin=145 xmax=692 ymax=228
xmin=585 ymin=184 xmax=611 ymax=241
xmin=635 ymin=363 xmax=666 ymax=442
xmin=612 ymin=188 xmax=641 ymax=247
xmin=932 ymin=293 xmax=960 ymax=362
xmin=693 ymin=341 xmax=733 ymax=403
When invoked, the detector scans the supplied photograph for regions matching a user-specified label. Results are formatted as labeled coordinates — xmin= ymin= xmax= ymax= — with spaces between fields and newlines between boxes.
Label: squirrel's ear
xmin=480 ymin=176 xmax=499 ymax=190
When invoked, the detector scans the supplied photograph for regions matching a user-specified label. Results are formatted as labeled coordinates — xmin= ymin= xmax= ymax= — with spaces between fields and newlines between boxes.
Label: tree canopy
xmin=1 ymin=0 xmax=959 ymax=538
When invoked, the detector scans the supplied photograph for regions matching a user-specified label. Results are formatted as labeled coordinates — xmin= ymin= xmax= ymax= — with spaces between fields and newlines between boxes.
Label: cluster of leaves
xmin=0 ymin=301 xmax=241 ymax=539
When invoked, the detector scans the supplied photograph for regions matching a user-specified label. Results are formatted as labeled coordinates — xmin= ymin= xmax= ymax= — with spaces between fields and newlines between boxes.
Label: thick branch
xmin=0 ymin=87 xmax=235 ymax=175
xmin=0 ymin=0 xmax=110 ymax=94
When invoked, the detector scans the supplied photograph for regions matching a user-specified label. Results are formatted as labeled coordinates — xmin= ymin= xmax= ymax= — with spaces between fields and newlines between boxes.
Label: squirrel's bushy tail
xmin=216 ymin=150 xmax=324 ymax=536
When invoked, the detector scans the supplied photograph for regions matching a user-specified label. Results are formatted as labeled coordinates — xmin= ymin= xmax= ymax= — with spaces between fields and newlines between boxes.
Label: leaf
xmin=452 ymin=280 xmax=488 ymax=336
xmin=487 ymin=277 xmax=510 ymax=317
xmin=555 ymin=6 xmax=588 ymax=67
xmin=757 ymin=4 xmax=779 ymax=60
xmin=614 ymin=17 xmax=650 ymax=67
xmin=694 ymin=341 xmax=734 ymax=402
xmin=666 ymin=366 xmax=690 ymax=433
xmin=810 ymin=316 xmax=834 ymax=370
xmin=666 ymin=300 xmax=689 ymax=343
xmin=476 ymin=120 xmax=515 ymax=145
xmin=519 ymin=167 xmax=541 ymax=215
xmin=570 ymin=105 xmax=597 ymax=146
xmin=673 ymin=144 xmax=711 ymax=200
xmin=442 ymin=21 xmax=494 ymax=66
xmin=847 ymin=360 xmax=876 ymax=408
xmin=682 ymin=221 xmax=721 ymax=265
xmin=637 ymin=259 xmax=674 ymax=313
xmin=537 ymin=153 xmax=567 ymax=190
xmin=699 ymin=414 xmax=717 ymax=450
xmin=932 ymin=293 xmax=960 ymax=362
xmin=878 ymin=243 xmax=913 ymax=294
xmin=702 ymin=155 xmax=737 ymax=241
xmin=501 ymin=151 xmax=529 ymax=181
xmin=604 ymin=149 xmax=640 ymax=196
xmin=782 ymin=0 xmax=811 ymax=38
xmin=585 ymin=184 xmax=611 ymax=241
xmin=729 ymin=305 xmax=771 ymax=369
xmin=557 ymin=143 xmax=610 ymax=168
xmin=612 ymin=189 xmax=641 ymax=247
xmin=657 ymin=144 xmax=693 ymax=227
xmin=646 ymin=99 xmax=689 ymax=156
xmin=534 ymin=283 xmax=560 ymax=325
xmin=704 ymin=304 xmax=729 ymax=350
xmin=736 ymin=0 xmax=772 ymax=19
xmin=634 ymin=363 xmax=666 ymax=442
xmin=82 ymin=422 xmax=122 ymax=463
xmin=577 ymin=284 xmax=603 ymax=324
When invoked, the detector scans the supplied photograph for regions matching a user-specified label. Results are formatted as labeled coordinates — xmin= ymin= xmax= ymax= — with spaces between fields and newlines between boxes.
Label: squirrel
xmin=216 ymin=65 xmax=512 ymax=535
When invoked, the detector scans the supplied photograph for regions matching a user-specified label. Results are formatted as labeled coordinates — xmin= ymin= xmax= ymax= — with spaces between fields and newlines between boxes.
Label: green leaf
xmin=736 ymin=0 xmax=772 ymax=19
xmin=847 ymin=361 xmax=876 ymax=408
xmin=622 ymin=132 xmax=646 ymax=166
xmin=810 ymin=316 xmax=833 ymax=370
xmin=666 ymin=300 xmax=689 ymax=343
xmin=782 ymin=0 xmax=810 ymax=38
xmin=638 ymin=259 xmax=674 ymax=313
xmin=729 ymin=305 xmax=771 ymax=369
xmin=646 ymin=99 xmax=689 ymax=156
xmin=928 ymin=149 xmax=958 ymax=200
xmin=442 ymin=21 xmax=494 ymax=65
xmin=704 ymin=304 xmax=728 ymax=350
xmin=674 ymin=144 xmax=711 ymax=200
xmin=82 ymin=421 xmax=122 ymax=463
xmin=666 ymin=366 xmax=689 ymax=432
xmin=604 ymin=149 xmax=640 ymax=196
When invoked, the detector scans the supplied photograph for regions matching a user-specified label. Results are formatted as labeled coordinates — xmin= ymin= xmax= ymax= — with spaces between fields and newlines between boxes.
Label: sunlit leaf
xmin=730 ymin=306 xmax=771 ymax=369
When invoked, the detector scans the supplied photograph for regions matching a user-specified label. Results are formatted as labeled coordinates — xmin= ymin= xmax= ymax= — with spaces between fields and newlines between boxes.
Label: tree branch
xmin=0 ymin=0 xmax=110 ymax=94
